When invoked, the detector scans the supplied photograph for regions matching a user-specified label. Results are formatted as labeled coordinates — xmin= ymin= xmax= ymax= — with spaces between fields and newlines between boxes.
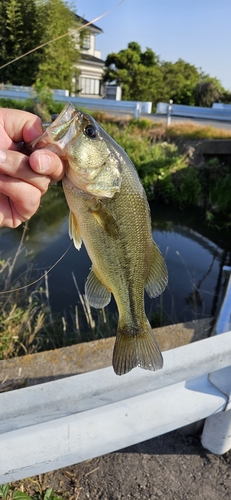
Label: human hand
xmin=0 ymin=108 xmax=65 ymax=228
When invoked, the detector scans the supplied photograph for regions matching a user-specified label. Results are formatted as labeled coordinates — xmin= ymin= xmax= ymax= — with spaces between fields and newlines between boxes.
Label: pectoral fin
xmin=85 ymin=268 xmax=111 ymax=308
xmin=69 ymin=212 xmax=82 ymax=250
xmin=89 ymin=201 xmax=119 ymax=239
xmin=145 ymin=241 xmax=168 ymax=298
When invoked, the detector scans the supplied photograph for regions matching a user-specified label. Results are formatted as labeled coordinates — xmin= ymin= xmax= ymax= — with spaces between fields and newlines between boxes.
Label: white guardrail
xmin=156 ymin=102 xmax=231 ymax=122
xmin=0 ymin=329 xmax=231 ymax=484
xmin=0 ymin=86 xmax=152 ymax=118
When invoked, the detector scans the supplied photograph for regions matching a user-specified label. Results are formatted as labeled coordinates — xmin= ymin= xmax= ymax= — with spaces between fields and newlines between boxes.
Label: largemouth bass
xmin=29 ymin=103 xmax=168 ymax=375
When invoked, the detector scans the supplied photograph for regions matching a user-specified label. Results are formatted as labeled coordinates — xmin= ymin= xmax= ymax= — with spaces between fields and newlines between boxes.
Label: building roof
xmin=81 ymin=54 xmax=105 ymax=66
xmin=75 ymin=14 xmax=103 ymax=34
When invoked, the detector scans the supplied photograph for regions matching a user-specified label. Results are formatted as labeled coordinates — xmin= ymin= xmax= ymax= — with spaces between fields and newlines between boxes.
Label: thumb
xmin=29 ymin=149 xmax=66 ymax=181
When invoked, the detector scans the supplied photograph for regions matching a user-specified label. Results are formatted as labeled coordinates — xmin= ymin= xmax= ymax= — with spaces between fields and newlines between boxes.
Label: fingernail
xmin=0 ymin=150 xmax=6 ymax=163
xmin=38 ymin=154 xmax=51 ymax=173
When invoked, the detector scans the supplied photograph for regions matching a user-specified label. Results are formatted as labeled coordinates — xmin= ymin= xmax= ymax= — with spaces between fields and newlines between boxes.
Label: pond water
xmin=0 ymin=185 xmax=230 ymax=329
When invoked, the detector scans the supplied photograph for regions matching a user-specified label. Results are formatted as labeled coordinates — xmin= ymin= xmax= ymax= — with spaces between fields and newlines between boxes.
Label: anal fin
xmin=85 ymin=268 xmax=111 ymax=308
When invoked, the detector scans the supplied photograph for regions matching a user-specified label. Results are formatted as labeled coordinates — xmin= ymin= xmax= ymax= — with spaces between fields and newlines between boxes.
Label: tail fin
xmin=112 ymin=320 xmax=163 ymax=376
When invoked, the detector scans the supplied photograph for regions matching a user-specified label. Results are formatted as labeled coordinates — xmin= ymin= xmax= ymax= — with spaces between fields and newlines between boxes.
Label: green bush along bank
xmin=1 ymin=96 xmax=231 ymax=226
xmin=98 ymin=115 xmax=231 ymax=226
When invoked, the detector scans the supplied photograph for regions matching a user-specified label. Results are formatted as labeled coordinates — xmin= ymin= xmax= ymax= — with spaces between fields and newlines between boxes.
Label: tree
xmin=194 ymin=77 xmax=225 ymax=107
xmin=36 ymin=0 xmax=80 ymax=91
xmin=103 ymin=43 xmax=229 ymax=108
xmin=221 ymin=90 xmax=231 ymax=104
xmin=104 ymin=45 xmax=203 ymax=106
xmin=160 ymin=59 xmax=202 ymax=105
xmin=0 ymin=0 xmax=80 ymax=89
xmin=103 ymin=42 xmax=162 ymax=103
xmin=0 ymin=0 xmax=42 ymax=85
xmin=103 ymin=45 xmax=203 ymax=107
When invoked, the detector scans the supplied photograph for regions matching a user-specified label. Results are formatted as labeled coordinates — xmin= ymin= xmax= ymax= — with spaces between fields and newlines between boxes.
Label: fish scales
xmin=64 ymin=163 xmax=150 ymax=324
xmin=28 ymin=103 xmax=168 ymax=376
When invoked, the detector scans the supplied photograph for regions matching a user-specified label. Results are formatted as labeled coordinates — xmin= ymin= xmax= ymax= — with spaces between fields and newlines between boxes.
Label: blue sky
xmin=74 ymin=0 xmax=231 ymax=91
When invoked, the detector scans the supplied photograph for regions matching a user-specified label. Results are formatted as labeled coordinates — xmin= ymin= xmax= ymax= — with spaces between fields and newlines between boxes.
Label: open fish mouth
xmin=28 ymin=103 xmax=83 ymax=154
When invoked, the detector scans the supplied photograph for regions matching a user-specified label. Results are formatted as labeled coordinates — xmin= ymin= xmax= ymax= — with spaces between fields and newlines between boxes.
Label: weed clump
xmin=0 ymin=224 xmax=52 ymax=359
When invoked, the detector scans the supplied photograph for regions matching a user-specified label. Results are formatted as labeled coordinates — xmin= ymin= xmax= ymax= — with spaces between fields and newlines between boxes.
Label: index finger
xmin=0 ymin=108 xmax=43 ymax=147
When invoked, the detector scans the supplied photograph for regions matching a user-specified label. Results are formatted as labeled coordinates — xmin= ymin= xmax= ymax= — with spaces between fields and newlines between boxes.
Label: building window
xmin=80 ymin=78 xmax=100 ymax=95
xmin=81 ymin=34 xmax=90 ymax=50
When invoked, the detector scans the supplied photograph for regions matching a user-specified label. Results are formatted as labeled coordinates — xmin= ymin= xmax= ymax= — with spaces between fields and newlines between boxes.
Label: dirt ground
xmin=12 ymin=429 xmax=231 ymax=500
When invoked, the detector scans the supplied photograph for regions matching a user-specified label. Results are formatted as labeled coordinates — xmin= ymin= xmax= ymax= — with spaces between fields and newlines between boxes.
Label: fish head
xmin=29 ymin=102 xmax=122 ymax=198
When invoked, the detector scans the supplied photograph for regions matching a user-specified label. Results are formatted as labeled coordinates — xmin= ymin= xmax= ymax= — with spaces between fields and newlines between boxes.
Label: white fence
xmin=0 ymin=85 xmax=152 ymax=118
xmin=0 ymin=329 xmax=231 ymax=484
xmin=156 ymin=102 xmax=231 ymax=122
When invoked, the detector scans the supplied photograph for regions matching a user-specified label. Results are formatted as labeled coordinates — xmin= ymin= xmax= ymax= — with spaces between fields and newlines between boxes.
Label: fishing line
xmin=0 ymin=0 xmax=126 ymax=70
xmin=0 ymin=241 xmax=73 ymax=295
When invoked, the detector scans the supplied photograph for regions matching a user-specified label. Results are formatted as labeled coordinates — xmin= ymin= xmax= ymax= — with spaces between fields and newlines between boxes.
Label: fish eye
xmin=51 ymin=113 xmax=59 ymax=122
xmin=84 ymin=124 xmax=97 ymax=138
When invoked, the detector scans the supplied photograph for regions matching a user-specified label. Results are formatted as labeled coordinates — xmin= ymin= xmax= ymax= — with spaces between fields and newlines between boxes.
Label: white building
xmin=73 ymin=16 xmax=105 ymax=98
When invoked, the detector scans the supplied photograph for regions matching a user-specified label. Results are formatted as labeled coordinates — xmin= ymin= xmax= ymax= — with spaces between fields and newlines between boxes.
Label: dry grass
xmin=166 ymin=121 xmax=231 ymax=140
xmin=0 ymin=223 xmax=55 ymax=360
xmin=91 ymin=111 xmax=231 ymax=141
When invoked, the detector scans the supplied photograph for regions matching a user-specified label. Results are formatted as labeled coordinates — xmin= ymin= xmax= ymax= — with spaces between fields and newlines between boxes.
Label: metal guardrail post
xmin=166 ymin=99 xmax=173 ymax=126
xmin=201 ymin=266 xmax=231 ymax=454
xmin=211 ymin=266 xmax=231 ymax=336
xmin=201 ymin=375 xmax=231 ymax=454
xmin=134 ymin=102 xmax=141 ymax=119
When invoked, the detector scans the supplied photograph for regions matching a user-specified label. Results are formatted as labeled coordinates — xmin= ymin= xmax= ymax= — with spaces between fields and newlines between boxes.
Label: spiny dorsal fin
xmin=145 ymin=241 xmax=168 ymax=298
xmin=69 ymin=212 xmax=82 ymax=250
xmin=85 ymin=268 xmax=111 ymax=308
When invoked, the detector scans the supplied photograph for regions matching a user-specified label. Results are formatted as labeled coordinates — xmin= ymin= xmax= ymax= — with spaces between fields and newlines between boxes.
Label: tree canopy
xmin=0 ymin=0 xmax=80 ymax=89
xmin=103 ymin=42 xmax=226 ymax=108
xmin=103 ymin=42 xmax=162 ymax=103
xmin=36 ymin=0 xmax=80 ymax=91
xmin=194 ymin=77 xmax=225 ymax=107
xmin=0 ymin=0 xmax=42 ymax=85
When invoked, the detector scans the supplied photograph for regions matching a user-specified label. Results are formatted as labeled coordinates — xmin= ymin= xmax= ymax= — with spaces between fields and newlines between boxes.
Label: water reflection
xmin=0 ymin=186 xmax=229 ymax=327
xmin=152 ymin=227 xmax=222 ymax=324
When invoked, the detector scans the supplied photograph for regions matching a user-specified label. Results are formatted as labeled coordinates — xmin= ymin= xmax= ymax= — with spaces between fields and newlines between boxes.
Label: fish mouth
xmin=27 ymin=103 xmax=83 ymax=153
xmin=50 ymin=102 xmax=84 ymax=133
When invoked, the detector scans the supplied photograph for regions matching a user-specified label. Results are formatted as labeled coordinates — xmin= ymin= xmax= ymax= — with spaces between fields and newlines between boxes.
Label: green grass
xmin=0 ymin=484 xmax=63 ymax=500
